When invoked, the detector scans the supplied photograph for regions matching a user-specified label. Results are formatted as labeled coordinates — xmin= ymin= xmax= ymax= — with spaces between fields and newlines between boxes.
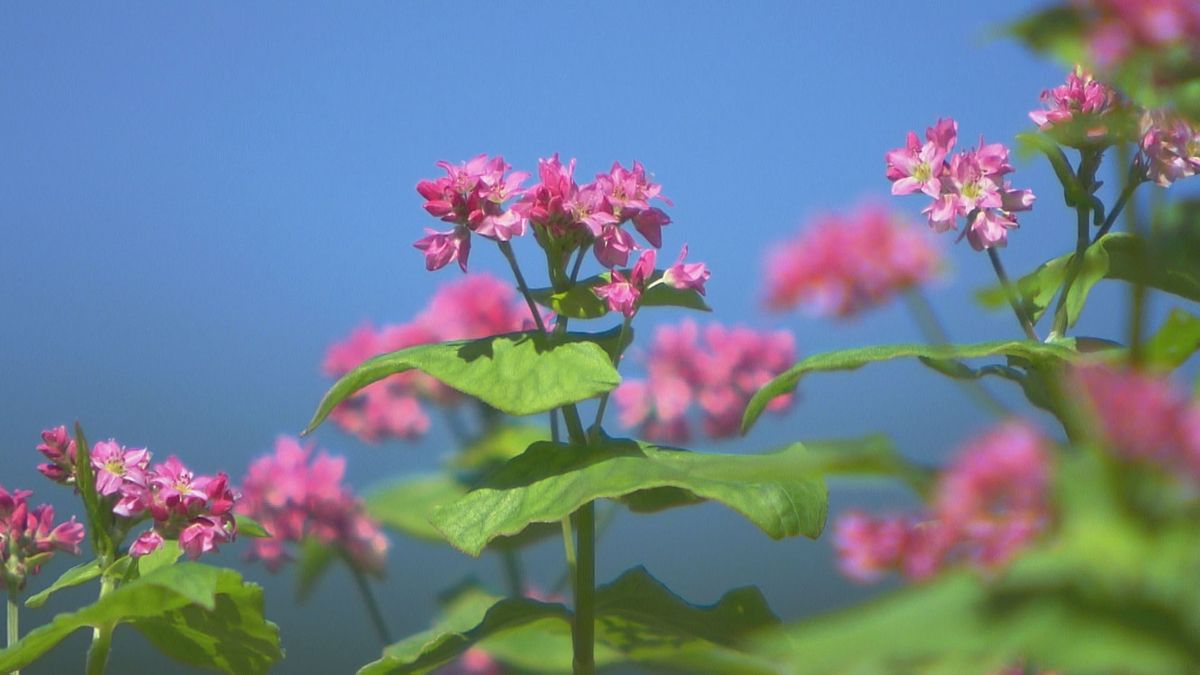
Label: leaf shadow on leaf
xmin=474 ymin=438 xmax=646 ymax=491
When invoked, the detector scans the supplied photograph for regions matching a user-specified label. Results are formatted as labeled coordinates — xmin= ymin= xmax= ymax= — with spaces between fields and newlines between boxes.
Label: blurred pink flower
xmin=1072 ymin=0 xmax=1200 ymax=67
xmin=615 ymin=320 xmax=795 ymax=442
xmin=1140 ymin=110 xmax=1200 ymax=187
xmin=1029 ymin=67 xmax=1124 ymax=145
xmin=238 ymin=436 xmax=389 ymax=575
xmin=764 ymin=204 xmax=941 ymax=318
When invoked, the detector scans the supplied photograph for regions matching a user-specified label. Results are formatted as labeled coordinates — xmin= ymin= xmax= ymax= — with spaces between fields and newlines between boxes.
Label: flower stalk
xmin=6 ymin=592 xmax=18 ymax=675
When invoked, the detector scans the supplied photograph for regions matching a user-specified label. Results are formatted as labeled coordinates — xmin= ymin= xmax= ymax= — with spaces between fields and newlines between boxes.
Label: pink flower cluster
xmin=1071 ymin=0 xmax=1200 ymax=68
xmin=1072 ymin=364 xmax=1200 ymax=476
xmin=0 ymin=485 xmax=84 ymax=592
xmin=36 ymin=425 xmax=77 ymax=484
xmin=413 ymin=154 xmax=672 ymax=272
xmin=1029 ymin=67 xmax=1126 ymax=146
xmin=85 ymin=438 xmax=238 ymax=560
xmin=614 ymin=320 xmax=795 ymax=442
xmin=1140 ymin=110 xmax=1200 ymax=187
xmin=763 ymin=204 xmax=941 ymax=318
xmin=886 ymin=118 xmax=1035 ymax=250
xmin=593 ymin=246 xmax=710 ymax=318
xmin=834 ymin=421 xmax=1052 ymax=583
xmin=324 ymin=274 xmax=538 ymax=443
xmin=238 ymin=436 xmax=389 ymax=575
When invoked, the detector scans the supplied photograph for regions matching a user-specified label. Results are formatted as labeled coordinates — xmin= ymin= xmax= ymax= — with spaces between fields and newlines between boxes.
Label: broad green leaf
xmin=450 ymin=424 xmax=549 ymax=471
xmin=24 ymin=560 xmax=100 ymax=608
xmin=359 ymin=567 xmax=778 ymax=675
xmin=530 ymin=269 xmax=711 ymax=320
xmin=978 ymin=233 xmax=1200 ymax=325
xmin=234 ymin=513 xmax=271 ymax=538
xmin=132 ymin=569 xmax=283 ymax=674
xmin=0 ymin=563 xmax=281 ymax=674
xmin=295 ymin=537 xmax=338 ymax=601
xmin=305 ymin=331 xmax=621 ymax=433
xmin=137 ymin=540 xmax=183 ymax=577
xmin=366 ymin=474 xmax=467 ymax=543
xmin=431 ymin=437 xmax=828 ymax=556
xmin=1146 ymin=309 xmax=1200 ymax=371
xmin=741 ymin=340 xmax=1080 ymax=433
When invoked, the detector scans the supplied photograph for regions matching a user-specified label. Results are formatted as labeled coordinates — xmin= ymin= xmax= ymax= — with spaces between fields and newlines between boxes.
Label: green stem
xmin=7 ymin=592 xmax=18 ymax=675
xmin=85 ymin=576 xmax=116 ymax=675
xmin=592 ymin=317 xmax=633 ymax=433
xmin=349 ymin=566 xmax=392 ymax=646
xmin=560 ymin=515 xmax=576 ymax=592
xmin=987 ymin=248 xmax=1039 ymax=341
xmin=902 ymin=289 xmax=1008 ymax=416
xmin=1129 ymin=185 xmax=1159 ymax=365
xmin=572 ymin=501 xmax=596 ymax=675
xmin=498 ymin=240 xmax=547 ymax=333
xmin=569 ymin=247 xmax=587 ymax=284
xmin=1049 ymin=204 xmax=1093 ymax=339
xmin=1092 ymin=177 xmax=1139 ymax=243
xmin=499 ymin=548 xmax=524 ymax=597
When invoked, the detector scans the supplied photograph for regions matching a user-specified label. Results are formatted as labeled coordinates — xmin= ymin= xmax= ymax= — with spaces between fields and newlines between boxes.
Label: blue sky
xmin=1 ymin=2 xmax=1174 ymax=672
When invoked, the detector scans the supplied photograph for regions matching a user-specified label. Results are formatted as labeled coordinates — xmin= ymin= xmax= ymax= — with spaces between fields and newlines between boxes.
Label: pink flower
xmin=661 ymin=245 xmax=710 ymax=295
xmin=888 ymin=120 xmax=1035 ymax=250
xmin=0 ymin=486 xmax=85 ymax=591
xmin=593 ymin=223 xmax=637 ymax=269
xmin=130 ymin=530 xmax=165 ymax=557
xmin=885 ymin=119 xmax=956 ymax=197
xmin=90 ymin=440 xmax=150 ymax=497
xmin=1074 ymin=0 xmax=1200 ymax=67
xmin=238 ymin=436 xmax=390 ymax=575
xmin=614 ymin=320 xmax=795 ymax=442
xmin=1140 ymin=110 xmax=1200 ymax=187
xmin=178 ymin=516 xmax=230 ymax=559
xmin=36 ymin=425 xmax=77 ymax=484
xmin=765 ymin=204 xmax=941 ymax=317
xmin=593 ymin=249 xmax=656 ymax=318
xmin=414 ymin=227 xmax=471 ymax=272
xmin=832 ymin=420 xmax=1052 ymax=584
xmin=1029 ymin=67 xmax=1125 ymax=145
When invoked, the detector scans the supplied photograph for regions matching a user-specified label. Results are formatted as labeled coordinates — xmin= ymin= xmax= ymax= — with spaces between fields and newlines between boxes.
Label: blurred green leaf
xmin=0 ymin=563 xmax=282 ymax=674
xmin=430 ymin=437 xmax=827 ymax=556
xmin=294 ymin=537 xmax=338 ymax=602
xmin=742 ymin=340 xmax=1080 ymax=433
xmin=1145 ymin=309 xmax=1200 ymax=371
xmin=24 ymin=560 xmax=100 ymax=609
xmin=305 ymin=331 xmax=621 ymax=432
xmin=234 ymin=513 xmax=271 ymax=538
xmin=359 ymin=567 xmax=778 ymax=674
xmin=530 ymin=269 xmax=711 ymax=320
xmin=366 ymin=474 xmax=467 ymax=543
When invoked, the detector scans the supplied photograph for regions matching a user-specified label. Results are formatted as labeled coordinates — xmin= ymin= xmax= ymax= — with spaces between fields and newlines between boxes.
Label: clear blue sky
xmin=1 ymin=2 xmax=1164 ymax=672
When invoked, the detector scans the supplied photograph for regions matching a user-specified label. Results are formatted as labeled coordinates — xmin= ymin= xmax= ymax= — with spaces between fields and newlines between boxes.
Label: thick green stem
xmin=572 ymin=501 xmax=596 ymax=675
xmin=85 ymin=576 xmax=116 ymax=675
xmin=1049 ymin=204 xmax=1093 ymax=339
xmin=498 ymin=241 xmax=547 ymax=333
xmin=7 ymin=593 xmax=18 ymax=675
xmin=350 ymin=566 xmax=392 ymax=646
xmin=987 ymin=248 xmax=1039 ymax=341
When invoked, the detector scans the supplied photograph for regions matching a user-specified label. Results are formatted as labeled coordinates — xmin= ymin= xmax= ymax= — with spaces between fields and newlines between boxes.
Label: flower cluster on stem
xmin=0 ymin=486 xmax=84 ymax=592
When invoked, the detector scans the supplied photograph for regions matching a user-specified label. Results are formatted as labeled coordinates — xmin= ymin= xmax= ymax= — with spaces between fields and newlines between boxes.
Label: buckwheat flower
xmin=764 ymin=204 xmax=941 ymax=318
xmin=661 ymin=244 xmax=710 ymax=295
xmin=127 ymin=456 xmax=238 ymax=560
xmin=594 ymin=249 xmax=656 ymax=318
xmin=238 ymin=436 xmax=390 ymax=575
xmin=593 ymin=223 xmax=638 ymax=268
xmin=1140 ymin=110 xmax=1200 ymax=187
xmin=1075 ymin=0 xmax=1200 ymax=67
xmin=36 ymin=426 xmax=77 ymax=484
xmin=1029 ymin=67 xmax=1125 ymax=145
xmin=885 ymin=119 xmax=957 ymax=198
xmin=0 ymin=486 xmax=84 ymax=591
xmin=90 ymin=440 xmax=150 ymax=497
xmin=414 ymin=227 xmax=471 ymax=272
xmin=834 ymin=512 xmax=911 ymax=582
xmin=130 ymin=530 xmax=164 ymax=557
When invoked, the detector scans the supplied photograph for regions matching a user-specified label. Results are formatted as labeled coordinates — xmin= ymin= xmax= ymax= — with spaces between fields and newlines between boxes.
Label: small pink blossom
xmin=1029 ymin=67 xmax=1125 ymax=145
xmin=615 ymin=320 xmax=795 ymax=442
xmin=593 ymin=249 xmax=656 ymax=318
xmin=90 ymin=440 xmax=150 ymax=497
xmin=130 ymin=530 xmax=165 ymax=557
xmin=1140 ymin=110 xmax=1200 ymax=187
xmin=661 ymin=245 xmax=710 ymax=295
xmin=885 ymin=119 xmax=956 ymax=197
xmin=238 ymin=436 xmax=390 ymax=575
xmin=36 ymin=425 xmax=77 ymax=484
xmin=765 ymin=204 xmax=941 ymax=317
xmin=0 ymin=485 xmax=85 ymax=591
xmin=593 ymin=223 xmax=637 ymax=268
xmin=414 ymin=227 xmax=471 ymax=272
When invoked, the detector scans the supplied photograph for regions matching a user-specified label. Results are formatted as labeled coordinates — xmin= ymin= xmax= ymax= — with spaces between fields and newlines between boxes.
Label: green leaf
xmin=430 ymin=437 xmax=828 ymax=557
xmin=234 ymin=513 xmax=271 ymax=538
xmin=24 ymin=560 xmax=100 ymax=609
xmin=295 ymin=537 xmax=339 ymax=601
xmin=1146 ymin=309 xmax=1200 ymax=371
xmin=132 ymin=568 xmax=284 ymax=674
xmin=530 ymin=269 xmax=711 ymax=320
xmin=977 ymin=233 xmax=1200 ymax=326
xmin=741 ymin=340 xmax=1081 ymax=433
xmin=73 ymin=424 xmax=113 ymax=560
xmin=305 ymin=331 xmax=621 ymax=433
xmin=359 ymin=567 xmax=779 ymax=675
xmin=136 ymin=540 xmax=183 ymax=578
xmin=366 ymin=474 xmax=468 ymax=543
xmin=450 ymin=424 xmax=549 ymax=471
xmin=0 ymin=563 xmax=282 ymax=674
